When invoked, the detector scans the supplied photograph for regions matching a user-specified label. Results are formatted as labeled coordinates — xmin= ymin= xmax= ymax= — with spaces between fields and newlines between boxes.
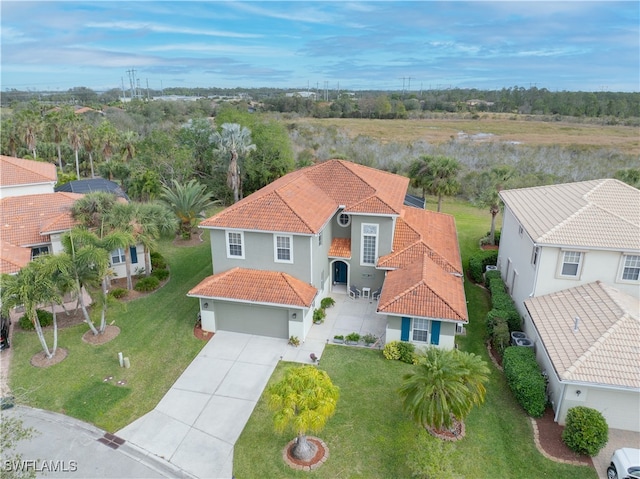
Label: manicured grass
xmin=234 ymin=198 xmax=597 ymax=478
xmin=8 ymin=236 xmax=212 ymax=432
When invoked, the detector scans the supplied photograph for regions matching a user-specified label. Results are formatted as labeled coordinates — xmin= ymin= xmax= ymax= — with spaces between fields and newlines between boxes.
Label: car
xmin=607 ymin=448 xmax=640 ymax=479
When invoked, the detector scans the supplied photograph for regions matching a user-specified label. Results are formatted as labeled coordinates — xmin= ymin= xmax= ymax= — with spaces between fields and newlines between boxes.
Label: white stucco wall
xmin=0 ymin=182 xmax=55 ymax=199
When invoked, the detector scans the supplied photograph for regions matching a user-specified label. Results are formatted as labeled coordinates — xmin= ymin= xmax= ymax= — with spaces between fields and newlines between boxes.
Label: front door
xmin=334 ymin=261 xmax=347 ymax=284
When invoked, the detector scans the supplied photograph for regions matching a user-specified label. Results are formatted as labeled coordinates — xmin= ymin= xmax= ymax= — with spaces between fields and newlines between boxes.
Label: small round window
xmin=338 ymin=213 xmax=351 ymax=227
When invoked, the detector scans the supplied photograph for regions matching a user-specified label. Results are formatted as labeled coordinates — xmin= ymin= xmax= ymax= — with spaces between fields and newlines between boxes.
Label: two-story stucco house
xmin=0 ymin=155 xmax=147 ymax=279
xmin=497 ymin=179 xmax=640 ymax=432
xmin=188 ymin=160 xmax=467 ymax=348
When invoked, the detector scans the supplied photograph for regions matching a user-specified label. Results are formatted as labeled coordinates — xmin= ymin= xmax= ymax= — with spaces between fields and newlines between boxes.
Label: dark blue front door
xmin=334 ymin=261 xmax=347 ymax=284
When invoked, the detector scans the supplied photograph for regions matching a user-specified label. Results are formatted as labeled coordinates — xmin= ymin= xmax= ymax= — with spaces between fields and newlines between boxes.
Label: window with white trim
xmin=226 ymin=231 xmax=244 ymax=259
xmin=111 ymin=248 xmax=126 ymax=264
xmin=412 ymin=318 xmax=429 ymax=342
xmin=31 ymin=246 xmax=49 ymax=259
xmin=361 ymin=223 xmax=378 ymax=265
xmin=274 ymin=234 xmax=293 ymax=263
xmin=621 ymin=254 xmax=640 ymax=281
xmin=560 ymin=251 xmax=582 ymax=277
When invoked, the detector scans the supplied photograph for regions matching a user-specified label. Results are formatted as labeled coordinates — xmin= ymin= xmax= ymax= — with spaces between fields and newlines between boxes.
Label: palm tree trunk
xmin=437 ymin=194 xmax=443 ymax=212
xmin=144 ymin=246 xmax=151 ymax=277
xmin=51 ymin=303 xmax=58 ymax=355
xmin=89 ymin=152 xmax=95 ymax=178
xmin=77 ymin=281 xmax=99 ymax=335
xmin=489 ymin=209 xmax=498 ymax=245
xmin=57 ymin=145 xmax=63 ymax=172
xmin=74 ymin=149 xmax=80 ymax=179
xmin=32 ymin=311 xmax=52 ymax=359
xmin=291 ymin=433 xmax=316 ymax=461
xmin=99 ymin=278 xmax=109 ymax=333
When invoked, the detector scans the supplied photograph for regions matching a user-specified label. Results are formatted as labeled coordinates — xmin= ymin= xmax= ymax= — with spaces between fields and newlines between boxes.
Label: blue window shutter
xmin=401 ymin=317 xmax=411 ymax=341
xmin=130 ymin=246 xmax=138 ymax=264
xmin=430 ymin=320 xmax=441 ymax=345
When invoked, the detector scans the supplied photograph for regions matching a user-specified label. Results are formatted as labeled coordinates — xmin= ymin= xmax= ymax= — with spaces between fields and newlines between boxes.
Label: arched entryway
xmin=331 ymin=260 xmax=349 ymax=293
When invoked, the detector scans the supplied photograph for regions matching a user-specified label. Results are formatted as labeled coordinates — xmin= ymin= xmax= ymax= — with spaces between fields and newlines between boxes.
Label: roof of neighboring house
xmin=0 ymin=192 xmax=81 ymax=248
xmin=378 ymin=207 xmax=462 ymax=274
xmin=0 ymin=155 xmax=57 ymax=187
xmin=524 ymin=281 xmax=640 ymax=389
xmin=377 ymin=254 xmax=468 ymax=323
xmin=500 ymin=179 xmax=640 ymax=250
xmin=0 ymin=242 xmax=32 ymax=275
xmin=187 ymin=267 xmax=318 ymax=307
xmin=55 ymin=178 xmax=129 ymax=200
xmin=200 ymin=160 xmax=409 ymax=234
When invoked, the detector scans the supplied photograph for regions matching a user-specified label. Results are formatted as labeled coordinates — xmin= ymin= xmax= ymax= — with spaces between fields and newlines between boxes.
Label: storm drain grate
xmin=98 ymin=432 xmax=126 ymax=449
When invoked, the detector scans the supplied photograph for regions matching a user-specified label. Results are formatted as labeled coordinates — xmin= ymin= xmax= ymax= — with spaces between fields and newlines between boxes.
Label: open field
xmin=288 ymin=116 xmax=640 ymax=156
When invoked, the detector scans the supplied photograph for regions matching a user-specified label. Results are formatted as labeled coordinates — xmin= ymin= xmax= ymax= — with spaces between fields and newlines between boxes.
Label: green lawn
xmin=233 ymin=198 xmax=597 ymax=479
xmin=8 ymin=236 xmax=212 ymax=432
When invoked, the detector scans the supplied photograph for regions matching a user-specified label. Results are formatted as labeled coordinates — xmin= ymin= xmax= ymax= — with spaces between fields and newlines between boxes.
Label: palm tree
xmin=408 ymin=156 xmax=461 ymax=212
xmin=95 ymin=120 xmax=119 ymax=164
xmin=398 ymin=347 xmax=489 ymax=432
xmin=15 ymin=106 xmax=43 ymax=159
xmin=212 ymin=123 xmax=256 ymax=203
xmin=104 ymin=202 xmax=138 ymax=290
xmin=267 ymin=365 xmax=339 ymax=462
xmin=82 ymin=126 xmax=97 ymax=178
xmin=120 ymin=130 xmax=138 ymax=162
xmin=45 ymin=107 xmax=73 ymax=172
xmin=1 ymin=258 xmax=61 ymax=358
xmin=477 ymin=165 xmax=514 ymax=245
xmin=134 ymin=202 xmax=178 ymax=276
xmin=1 ymin=117 xmax=20 ymax=157
xmin=67 ymin=114 xmax=85 ymax=179
xmin=70 ymin=191 xmax=118 ymax=237
xmin=161 ymin=179 xmax=216 ymax=239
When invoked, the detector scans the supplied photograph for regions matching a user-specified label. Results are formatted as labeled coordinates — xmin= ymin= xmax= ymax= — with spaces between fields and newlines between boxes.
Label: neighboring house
xmin=0 ymin=155 xmax=146 ymax=279
xmin=188 ymin=159 xmax=467 ymax=347
xmin=497 ymin=179 xmax=640 ymax=432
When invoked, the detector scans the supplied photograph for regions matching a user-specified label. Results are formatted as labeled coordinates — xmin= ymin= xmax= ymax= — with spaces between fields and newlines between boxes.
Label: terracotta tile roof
xmin=500 ymin=179 xmax=640 ymax=250
xmin=328 ymin=238 xmax=351 ymax=258
xmin=378 ymin=207 xmax=462 ymax=274
xmin=377 ymin=255 xmax=468 ymax=322
xmin=200 ymin=160 xmax=409 ymax=234
xmin=0 ymin=242 xmax=31 ymax=274
xmin=0 ymin=192 xmax=81 ymax=247
xmin=187 ymin=267 xmax=317 ymax=307
xmin=524 ymin=281 xmax=640 ymax=389
xmin=0 ymin=155 xmax=57 ymax=187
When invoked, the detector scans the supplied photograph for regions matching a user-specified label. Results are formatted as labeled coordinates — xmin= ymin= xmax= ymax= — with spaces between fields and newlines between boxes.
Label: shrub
xmin=108 ymin=288 xmax=128 ymax=299
xmin=468 ymin=250 xmax=499 ymax=283
xmin=362 ymin=333 xmax=378 ymax=345
xmin=502 ymin=346 xmax=546 ymax=417
xmin=562 ymin=406 xmax=609 ymax=456
xmin=313 ymin=308 xmax=326 ymax=323
xmin=346 ymin=332 xmax=361 ymax=343
xmin=134 ymin=276 xmax=160 ymax=292
xmin=484 ymin=269 xmax=501 ymax=288
xmin=383 ymin=341 xmax=401 ymax=360
xmin=397 ymin=341 xmax=416 ymax=364
xmin=151 ymin=268 xmax=170 ymax=281
xmin=487 ymin=276 xmax=521 ymax=331
xmin=491 ymin=317 xmax=510 ymax=357
xmin=320 ymin=297 xmax=335 ymax=309
xmin=19 ymin=309 xmax=54 ymax=330
xmin=150 ymin=252 xmax=167 ymax=270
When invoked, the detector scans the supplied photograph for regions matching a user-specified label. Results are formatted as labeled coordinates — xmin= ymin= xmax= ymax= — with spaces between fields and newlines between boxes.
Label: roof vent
xmin=573 ymin=316 xmax=580 ymax=332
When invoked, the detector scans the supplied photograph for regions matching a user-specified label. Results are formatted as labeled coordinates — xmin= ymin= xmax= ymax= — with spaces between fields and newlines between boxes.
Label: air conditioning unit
xmin=455 ymin=323 xmax=464 ymax=334
xmin=485 ymin=265 xmax=498 ymax=273
xmin=510 ymin=331 xmax=527 ymax=345
xmin=515 ymin=338 xmax=534 ymax=348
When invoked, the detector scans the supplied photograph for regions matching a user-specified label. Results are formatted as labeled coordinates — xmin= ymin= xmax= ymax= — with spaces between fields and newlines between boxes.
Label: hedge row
xmin=503 ymin=346 xmax=546 ymax=417
xmin=468 ymin=250 xmax=499 ymax=283
xmin=486 ymin=272 xmax=521 ymax=332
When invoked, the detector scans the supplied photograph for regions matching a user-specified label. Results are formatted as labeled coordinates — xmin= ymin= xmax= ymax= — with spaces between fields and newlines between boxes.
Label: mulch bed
xmin=172 ymin=232 xmax=205 ymax=247
xmin=82 ymin=325 xmax=121 ymax=345
xmin=194 ymin=323 xmax=214 ymax=341
xmin=426 ymin=419 xmax=466 ymax=441
xmin=282 ymin=436 xmax=329 ymax=471
xmin=30 ymin=348 xmax=68 ymax=367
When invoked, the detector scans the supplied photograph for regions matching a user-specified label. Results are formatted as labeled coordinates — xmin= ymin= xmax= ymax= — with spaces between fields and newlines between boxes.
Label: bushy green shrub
xmin=346 ymin=332 xmax=361 ymax=343
xmin=19 ymin=309 xmax=54 ymax=330
xmin=468 ymin=250 xmax=499 ymax=283
xmin=383 ymin=341 xmax=401 ymax=360
xmin=484 ymin=269 xmax=501 ymax=288
xmin=487 ymin=276 xmax=521 ymax=331
xmin=397 ymin=341 xmax=416 ymax=364
xmin=108 ymin=288 xmax=128 ymax=299
xmin=562 ymin=406 xmax=609 ymax=456
xmin=313 ymin=308 xmax=326 ymax=323
xmin=150 ymin=252 xmax=167 ymax=270
xmin=491 ymin=317 xmax=510 ymax=357
xmin=134 ymin=276 xmax=160 ymax=292
xmin=320 ymin=297 xmax=335 ymax=309
xmin=151 ymin=268 xmax=170 ymax=281
xmin=503 ymin=346 xmax=546 ymax=417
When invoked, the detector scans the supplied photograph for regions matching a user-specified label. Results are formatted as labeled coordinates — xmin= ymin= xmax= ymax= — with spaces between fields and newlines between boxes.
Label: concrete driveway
xmin=117 ymin=331 xmax=318 ymax=479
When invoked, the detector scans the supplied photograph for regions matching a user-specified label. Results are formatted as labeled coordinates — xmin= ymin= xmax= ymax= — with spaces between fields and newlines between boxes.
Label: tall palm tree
xmin=1 ymin=258 xmax=61 ymax=358
xmin=95 ymin=120 xmax=119 ymax=164
xmin=0 ymin=117 xmax=20 ymax=157
xmin=478 ymin=165 xmax=514 ymax=245
xmin=82 ymin=125 xmax=97 ymax=178
xmin=104 ymin=202 xmax=138 ymax=290
xmin=398 ymin=347 xmax=489 ymax=432
xmin=408 ymin=156 xmax=461 ymax=212
xmin=120 ymin=130 xmax=138 ymax=162
xmin=268 ymin=366 xmax=339 ymax=462
xmin=15 ymin=106 xmax=43 ymax=159
xmin=45 ymin=107 xmax=73 ymax=172
xmin=161 ymin=179 xmax=216 ymax=239
xmin=212 ymin=123 xmax=256 ymax=203
xmin=70 ymin=191 xmax=118 ymax=237
xmin=67 ymin=114 xmax=85 ymax=179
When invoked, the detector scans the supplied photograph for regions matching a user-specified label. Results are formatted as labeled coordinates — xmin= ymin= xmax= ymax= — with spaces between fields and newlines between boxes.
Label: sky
xmin=1 ymin=1 xmax=638 ymax=93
